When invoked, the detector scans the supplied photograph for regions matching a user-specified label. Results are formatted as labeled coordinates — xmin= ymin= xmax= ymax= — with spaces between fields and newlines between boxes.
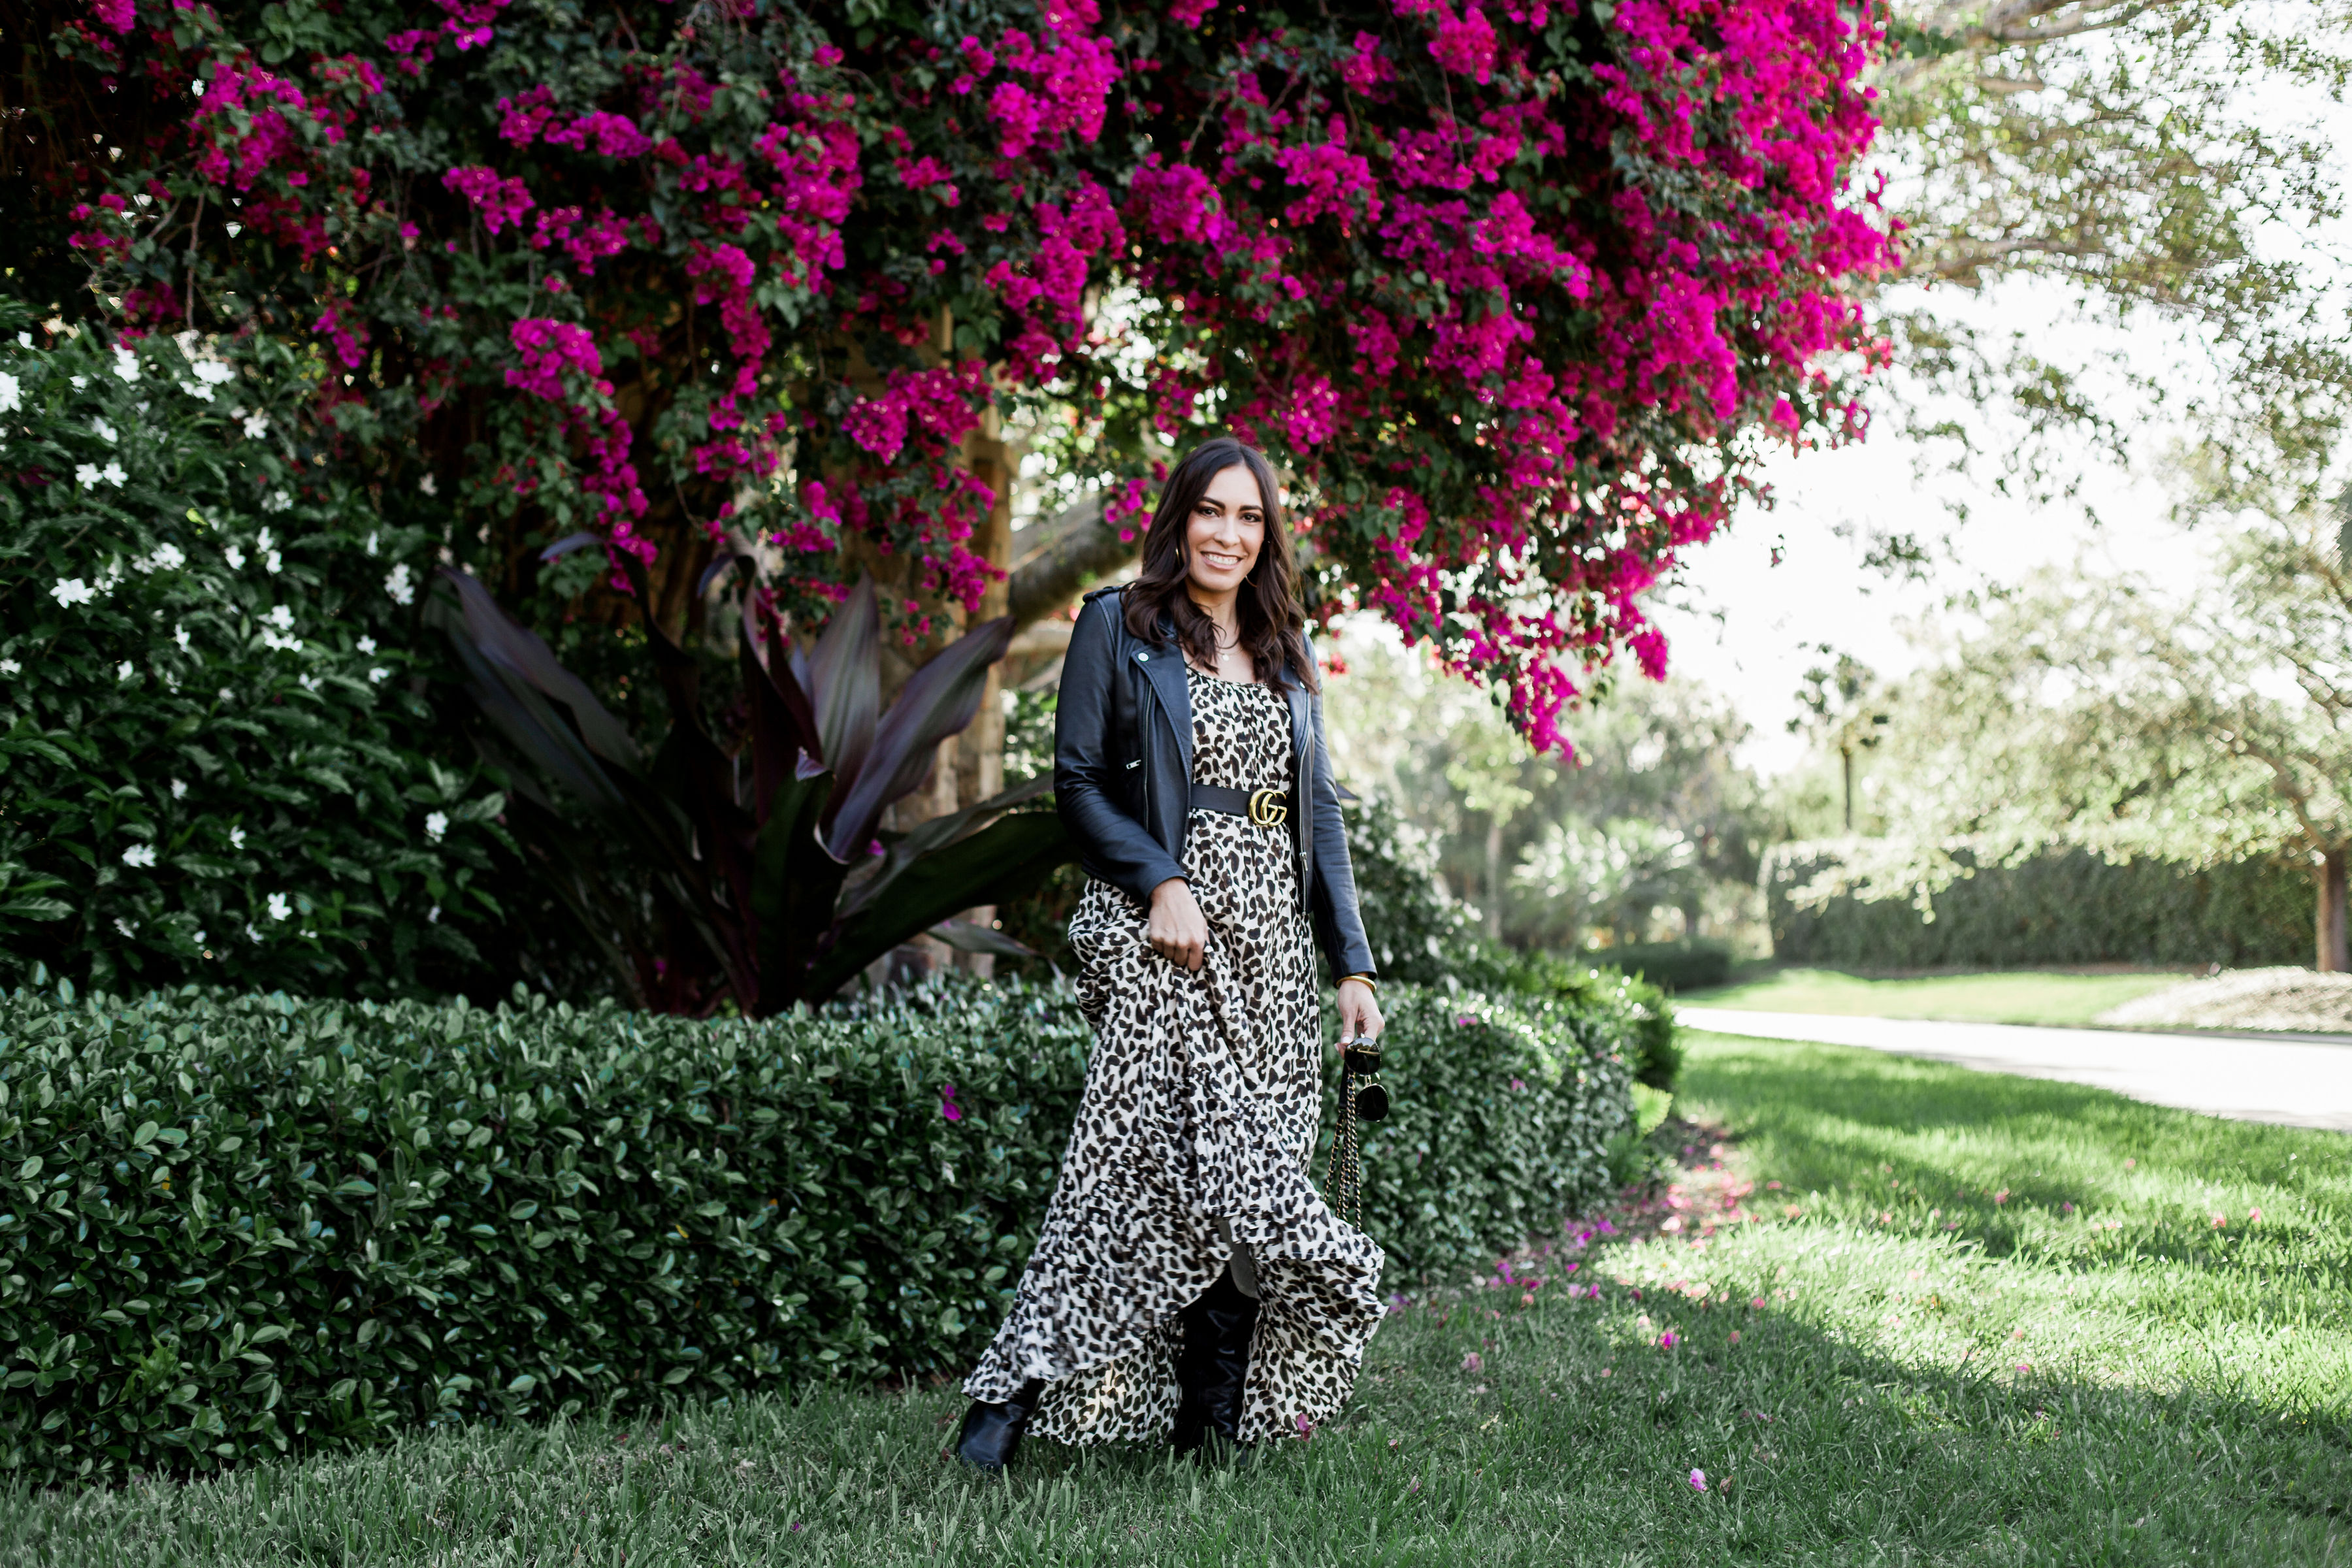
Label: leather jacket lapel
xmin=1134 ymin=644 xmax=1194 ymax=785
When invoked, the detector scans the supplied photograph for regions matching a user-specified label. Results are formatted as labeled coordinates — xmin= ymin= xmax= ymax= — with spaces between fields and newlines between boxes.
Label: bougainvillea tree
xmin=18 ymin=0 xmax=1891 ymax=752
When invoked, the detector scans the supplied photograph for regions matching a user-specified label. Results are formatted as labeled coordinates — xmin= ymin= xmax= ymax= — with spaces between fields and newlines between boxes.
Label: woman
xmin=955 ymin=436 xmax=1386 ymax=1470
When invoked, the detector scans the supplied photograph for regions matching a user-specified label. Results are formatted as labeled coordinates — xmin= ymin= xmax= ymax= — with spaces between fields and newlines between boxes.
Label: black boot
xmin=955 ymin=1379 xmax=1046 ymax=1473
xmin=1171 ymin=1271 xmax=1259 ymax=1456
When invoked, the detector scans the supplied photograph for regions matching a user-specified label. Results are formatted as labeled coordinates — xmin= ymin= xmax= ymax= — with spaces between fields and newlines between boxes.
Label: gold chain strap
xmin=1326 ymin=1060 xmax=1364 ymax=1232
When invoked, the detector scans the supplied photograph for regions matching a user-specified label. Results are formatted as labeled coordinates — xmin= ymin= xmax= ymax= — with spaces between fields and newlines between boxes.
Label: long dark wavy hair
xmin=1120 ymin=436 xmax=1317 ymax=691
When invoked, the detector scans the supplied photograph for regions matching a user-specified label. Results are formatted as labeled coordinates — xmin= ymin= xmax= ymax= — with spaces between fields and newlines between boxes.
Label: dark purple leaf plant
xmin=432 ymin=546 xmax=1069 ymax=1016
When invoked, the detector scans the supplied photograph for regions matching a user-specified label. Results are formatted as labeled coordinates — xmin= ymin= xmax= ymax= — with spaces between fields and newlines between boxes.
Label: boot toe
xmin=953 ymin=1380 xmax=1046 ymax=1473
xmin=955 ymin=1405 xmax=1017 ymax=1471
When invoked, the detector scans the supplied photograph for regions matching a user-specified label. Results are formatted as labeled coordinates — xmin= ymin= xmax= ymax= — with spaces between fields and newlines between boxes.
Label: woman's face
xmin=1184 ymin=464 xmax=1267 ymax=602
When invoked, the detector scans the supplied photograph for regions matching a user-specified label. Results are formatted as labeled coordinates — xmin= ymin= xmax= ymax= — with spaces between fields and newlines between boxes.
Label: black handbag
xmin=1325 ymin=1042 xmax=1388 ymax=1230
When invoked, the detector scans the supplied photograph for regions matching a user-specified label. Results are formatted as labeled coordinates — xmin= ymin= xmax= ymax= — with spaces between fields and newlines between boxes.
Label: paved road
xmin=1678 ymin=1008 xmax=2352 ymax=1134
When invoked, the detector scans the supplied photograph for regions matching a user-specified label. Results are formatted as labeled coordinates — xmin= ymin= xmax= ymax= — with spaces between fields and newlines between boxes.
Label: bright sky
xmin=1651 ymin=280 xmax=2230 ymax=777
xmin=1654 ymin=40 xmax=2352 ymax=779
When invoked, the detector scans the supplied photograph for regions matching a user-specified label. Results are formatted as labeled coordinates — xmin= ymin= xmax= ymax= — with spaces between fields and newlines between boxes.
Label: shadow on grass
xmin=12 ymin=1278 xmax=2351 ymax=1560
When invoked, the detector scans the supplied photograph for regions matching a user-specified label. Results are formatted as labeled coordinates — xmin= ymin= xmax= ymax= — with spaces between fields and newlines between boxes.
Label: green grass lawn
xmin=1684 ymin=965 xmax=2191 ymax=1025
xmin=7 ymin=1032 xmax=2349 ymax=1567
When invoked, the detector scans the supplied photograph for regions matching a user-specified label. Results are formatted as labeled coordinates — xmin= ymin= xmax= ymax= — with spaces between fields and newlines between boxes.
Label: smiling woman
xmin=1120 ymin=440 xmax=1309 ymax=691
xmin=953 ymin=438 xmax=1386 ymax=1471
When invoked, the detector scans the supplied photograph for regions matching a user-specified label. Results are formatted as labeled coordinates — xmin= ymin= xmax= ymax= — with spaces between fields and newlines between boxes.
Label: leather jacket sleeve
xmin=1305 ymin=678 xmax=1378 ymax=981
xmin=1054 ymin=596 xmax=1188 ymax=902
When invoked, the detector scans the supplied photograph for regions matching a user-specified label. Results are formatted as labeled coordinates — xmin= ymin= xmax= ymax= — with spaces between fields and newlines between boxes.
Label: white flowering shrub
xmin=0 ymin=299 xmax=505 ymax=995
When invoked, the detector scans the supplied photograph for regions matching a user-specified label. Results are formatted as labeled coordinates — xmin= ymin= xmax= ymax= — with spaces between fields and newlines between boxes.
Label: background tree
xmin=1787 ymin=644 xmax=1890 ymax=832
xmin=1441 ymin=715 xmax=1535 ymax=941
xmin=1869 ymin=0 xmax=2352 ymax=518
xmin=1831 ymin=493 xmax=2352 ymax=970
xmin=1322 ymin=634 xmax=1769 ymax=953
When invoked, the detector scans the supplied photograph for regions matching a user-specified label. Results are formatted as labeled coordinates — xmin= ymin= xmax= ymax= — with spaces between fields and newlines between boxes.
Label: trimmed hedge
xmin=1580 ymin=939 xmax=1733 ymax=994
xmin=0 ymin=974 xmax=1637 ymax=1482
xmin=1353 ymin=984 xmax=1639 ymax=1275
xmin=1765 ymin=845 xmax=2311 ymax=970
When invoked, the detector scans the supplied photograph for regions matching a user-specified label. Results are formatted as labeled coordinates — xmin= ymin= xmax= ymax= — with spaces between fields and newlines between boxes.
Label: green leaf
xmin=807 ymin=815 xmax=1073 ymax=1001
xmin=927 ymin=919 xmax=1036 ymax=958
xmin=749 ymin=770 xmax=842 ymax=1014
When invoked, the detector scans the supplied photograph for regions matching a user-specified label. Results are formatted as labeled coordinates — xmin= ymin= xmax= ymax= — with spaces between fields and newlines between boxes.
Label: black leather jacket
xmin=1053 ymin=584 xmax=1377 ymax=981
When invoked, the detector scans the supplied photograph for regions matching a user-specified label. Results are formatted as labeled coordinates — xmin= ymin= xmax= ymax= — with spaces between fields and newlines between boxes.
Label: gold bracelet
xmin=1340 ymin=973 xmax=1377 ymax=992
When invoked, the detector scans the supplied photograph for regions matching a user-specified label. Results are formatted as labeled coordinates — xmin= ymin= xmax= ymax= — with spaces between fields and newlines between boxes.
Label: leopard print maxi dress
xmin=962 ymin=667 xmax=1386 ymax=1445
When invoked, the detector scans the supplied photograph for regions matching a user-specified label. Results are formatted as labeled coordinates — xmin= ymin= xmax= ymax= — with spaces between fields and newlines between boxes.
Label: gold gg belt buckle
xmin=1247 ymin=788 xmax=1288 ymax=828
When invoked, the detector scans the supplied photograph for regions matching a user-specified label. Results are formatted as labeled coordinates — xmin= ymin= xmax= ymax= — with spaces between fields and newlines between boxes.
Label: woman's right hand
xmin=1146 ymin=878 xmax=1209 ymax=972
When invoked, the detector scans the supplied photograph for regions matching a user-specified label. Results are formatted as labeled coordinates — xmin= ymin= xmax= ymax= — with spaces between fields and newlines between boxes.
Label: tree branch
xmin=1880 ymin=0 xmax=2196 ymax=88
xmin=1005 ymin=494 xmax=1138 ymax=632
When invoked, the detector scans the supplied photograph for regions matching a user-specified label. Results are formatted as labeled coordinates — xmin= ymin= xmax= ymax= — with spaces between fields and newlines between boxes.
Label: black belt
xmin=1193 ymin=785 xmax=1294 ymax=828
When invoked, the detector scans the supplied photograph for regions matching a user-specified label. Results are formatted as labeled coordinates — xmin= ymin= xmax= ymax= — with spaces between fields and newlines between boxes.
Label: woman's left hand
xmin=1336 ymin=977 xmax=1382 ymax=1047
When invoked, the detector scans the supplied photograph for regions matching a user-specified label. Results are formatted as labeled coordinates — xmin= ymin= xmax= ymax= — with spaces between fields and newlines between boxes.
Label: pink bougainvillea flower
xmin=60 ymin=0 xmax=1893 ymax=763
xmin=1461 ymin=1352 xmax=1482 ymax=1373
xmin=939 ymin=1083 xmax=962 ymax=1122
xmin=1688 ymin=1468 xmax=1707 ymax=1492
xmin=1657 ymin=1331 xmax=1676 ymax=1349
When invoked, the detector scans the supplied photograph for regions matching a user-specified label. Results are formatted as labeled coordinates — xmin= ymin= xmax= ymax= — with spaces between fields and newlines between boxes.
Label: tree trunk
xmin=2317 ymin=848 xmax=2349 ymax=972
xmin=1840 ymin=740 xmax=1855 ymax=832
xmin=1484 ymin=815 xmax=1505 ymax=940
xmin=947 ymin=423 xmax=1018 ymax=977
